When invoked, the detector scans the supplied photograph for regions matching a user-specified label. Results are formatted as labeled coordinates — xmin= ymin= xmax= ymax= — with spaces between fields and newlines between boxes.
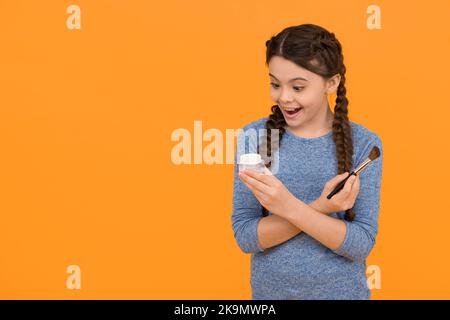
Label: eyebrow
xmin=269 ymin=73 xmax=308 ymax=82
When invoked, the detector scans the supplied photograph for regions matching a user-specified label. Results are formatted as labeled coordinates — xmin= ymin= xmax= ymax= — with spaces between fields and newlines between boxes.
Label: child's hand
xmin=238 ymin=167 xmax=298 ymax=218
xmin=316 ymin=172 xmax=360 ymax=214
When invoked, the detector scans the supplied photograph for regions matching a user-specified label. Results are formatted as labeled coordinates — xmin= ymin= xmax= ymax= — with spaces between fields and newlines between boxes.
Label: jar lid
xmin=239 ymin=153 xmax=262 ymax=165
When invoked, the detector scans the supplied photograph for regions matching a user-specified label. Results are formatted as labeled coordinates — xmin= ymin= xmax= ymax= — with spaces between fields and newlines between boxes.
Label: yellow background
xmin=0 ymin=0 xmax=449 ymax=299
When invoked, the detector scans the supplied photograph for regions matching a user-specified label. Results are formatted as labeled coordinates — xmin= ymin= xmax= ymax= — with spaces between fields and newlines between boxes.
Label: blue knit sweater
xmin=231 ymin=117 xmax=383 ymax=300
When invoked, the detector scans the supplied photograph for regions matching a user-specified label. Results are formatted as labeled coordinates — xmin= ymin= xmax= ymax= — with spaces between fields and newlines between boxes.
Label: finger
xmin=240 ymin=176 xmax=257 ymax=193
xmin=239 ymin=171 xmax=271 ymax=194
xmin=253 ymin=188 xmax=266 ymax=202
xmin=343 ymin=174 xmax=356 ymax=193
xmin=329 ymin=172 xmax=350 ymax=185
xmin=351 ymin=174 xmax=360 ymax=193
xmin=241 ymin=178 xmax=266 ymax=202
xmin=349 ymin=176 xmax=360 ymax=206
xmin=341 ymin=172 xmax=351 ymax=180
xmin=264 ymin=167 xmax=273 ymax=176
xmin=243 ymin=169 xmax=272 ymax=186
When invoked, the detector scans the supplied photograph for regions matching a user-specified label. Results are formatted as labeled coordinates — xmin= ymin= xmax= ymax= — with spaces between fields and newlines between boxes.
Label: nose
xmin=278 ymin=87 xmax=294 ymax=104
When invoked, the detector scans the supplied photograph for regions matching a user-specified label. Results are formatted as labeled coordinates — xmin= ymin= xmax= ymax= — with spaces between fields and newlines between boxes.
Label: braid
xmin=332 ymin=65 xmax=355 ymax=221
xmin=258 ymin=105 xmax=286 ymax=217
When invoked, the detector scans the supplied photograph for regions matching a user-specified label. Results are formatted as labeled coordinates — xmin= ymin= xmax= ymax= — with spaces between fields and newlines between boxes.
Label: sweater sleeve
xmin=332 ymin=134 xmax=384 ymax=263
xmin=231 ymin=125 xmax=265 ymax=254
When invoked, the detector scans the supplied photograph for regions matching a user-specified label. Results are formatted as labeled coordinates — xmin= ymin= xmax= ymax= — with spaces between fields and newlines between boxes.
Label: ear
xmin=325 ymin=74 xmax=341 ymax=95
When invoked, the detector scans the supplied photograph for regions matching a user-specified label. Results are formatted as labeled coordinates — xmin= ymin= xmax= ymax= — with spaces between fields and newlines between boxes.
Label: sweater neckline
xmin=283 ymin=126 xmax=333 ymax=142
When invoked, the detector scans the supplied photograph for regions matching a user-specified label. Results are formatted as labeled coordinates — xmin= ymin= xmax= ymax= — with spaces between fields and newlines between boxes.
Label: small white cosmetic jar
xmin=238 ymin=153 xmax=266 ymax=173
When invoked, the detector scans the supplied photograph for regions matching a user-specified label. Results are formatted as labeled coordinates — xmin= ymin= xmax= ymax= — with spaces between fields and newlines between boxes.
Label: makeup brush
xmin=326 ymin=146 xmax=381 ymax=200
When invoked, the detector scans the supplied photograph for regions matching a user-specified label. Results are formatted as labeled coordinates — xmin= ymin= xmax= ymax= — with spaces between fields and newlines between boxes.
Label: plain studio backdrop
xmin=0 ymin=0 xmax=449 ymax=299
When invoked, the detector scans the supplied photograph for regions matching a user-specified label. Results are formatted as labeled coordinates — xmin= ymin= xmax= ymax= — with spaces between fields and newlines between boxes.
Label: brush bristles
xmin=368 ymin=146 xmax=380 ymax=161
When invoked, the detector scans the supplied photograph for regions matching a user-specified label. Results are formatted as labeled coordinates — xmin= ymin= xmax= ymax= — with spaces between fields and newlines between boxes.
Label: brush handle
xmin=326 ymin=172 xmax=355 ymax=200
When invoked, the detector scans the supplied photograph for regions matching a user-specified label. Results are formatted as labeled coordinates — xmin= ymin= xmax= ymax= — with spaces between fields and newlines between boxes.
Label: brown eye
xmin=270 ymin=83 xmax=280 ymax=88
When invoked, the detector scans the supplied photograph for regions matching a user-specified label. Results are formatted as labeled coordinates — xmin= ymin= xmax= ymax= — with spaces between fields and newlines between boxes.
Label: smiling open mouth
xmin=285 ymin=107 xmax=303 ymax=115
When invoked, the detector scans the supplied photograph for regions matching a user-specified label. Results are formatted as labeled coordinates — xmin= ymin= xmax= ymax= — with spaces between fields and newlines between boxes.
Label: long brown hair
xmin=259 ymin=24 xmax=355 ymax=221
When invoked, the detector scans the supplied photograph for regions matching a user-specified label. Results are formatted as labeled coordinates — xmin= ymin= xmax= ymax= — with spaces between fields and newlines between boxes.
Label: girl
xmin=231 ymin=24 xmax=383 ymax=300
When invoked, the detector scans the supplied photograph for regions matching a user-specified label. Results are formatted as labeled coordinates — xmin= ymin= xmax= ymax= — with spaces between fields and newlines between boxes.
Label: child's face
xmin=268 ymin=56 xmax=340 ymax=127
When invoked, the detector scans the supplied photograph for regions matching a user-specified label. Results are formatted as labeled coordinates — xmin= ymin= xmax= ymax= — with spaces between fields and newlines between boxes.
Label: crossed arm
xmin=239 ymin=167 xmax=350 ymax=252
xmin=257 ymin=199 xmax=329 ymax=250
